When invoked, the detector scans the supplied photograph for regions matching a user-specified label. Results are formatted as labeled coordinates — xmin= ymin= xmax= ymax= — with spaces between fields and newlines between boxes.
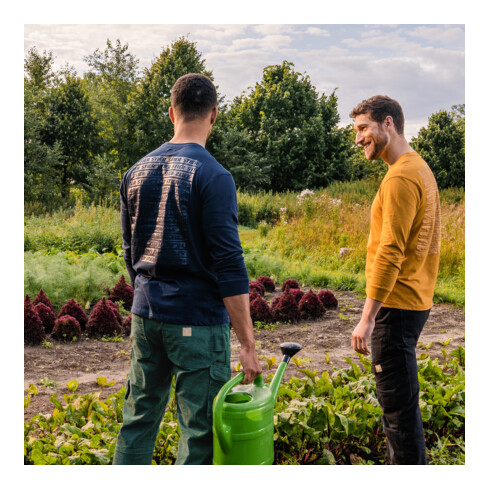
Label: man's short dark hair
xmin=350 ymin=95 xmax=405 ymax=135
xmin=170 ymin=73 xmax=217 ymax=122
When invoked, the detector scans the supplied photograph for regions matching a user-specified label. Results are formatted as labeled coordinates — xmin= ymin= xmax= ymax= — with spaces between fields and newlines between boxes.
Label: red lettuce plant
xmin=272 ymin=288 xmax=300 ymax=323
xmin=32 ymin=289 xmax=55 ymax=315
xmin=249 ymin=280 xmax=265 ymax=297
xmin=318 ymin=290 xmax=338 ymax=309
xmin=249 ymin=289 xmax=260 ymax=302
xmin=106 ymin=299 xmax=123 ymax=324
xmin=86 ymin=297 xmax=122 ymax=338
xmin=250 ymin=296 xmax=274 ymax=324
xmin=52 ymin=315 xmax=82 ymax=341
xmin=109 ymin=275 xmax=134 ymax=310
xmin=289 ymin=288 xmax=305 ymax=304
xmin=281 ymin=279 xmax=300 ymax=291
xmin=257 ymin=276 xmax=275 ymax=293
xmin=34 ymin=302 xmax=56 ymax=334
xmin=122 ymin=314 xmax=132 ymax=336
xmin=24 ymin=295 xmax=46 ymax=345
xmin=298 ymin=290 xmax=326 ymax=320
xmin=58 ymin=299 xmax=88 ymax=330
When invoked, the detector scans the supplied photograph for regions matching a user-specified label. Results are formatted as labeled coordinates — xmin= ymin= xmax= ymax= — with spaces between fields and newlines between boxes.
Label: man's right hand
xmin=239 ymin=343 xmax=262 ymax=384
xmin=222 ymin=293 xmax=262 ymax=385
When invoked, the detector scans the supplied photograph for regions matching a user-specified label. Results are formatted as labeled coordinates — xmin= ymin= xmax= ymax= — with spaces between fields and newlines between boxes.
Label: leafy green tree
xmin=207 ymin=108 xmax=271 ymax=191
xmin=83 ymin=39 xmax=139 ymax=176
xmin=24 ymin=47 xmax=65 ymax=208
xmin=24 ymin=47 xmax=56 ymax=92
xmin=228 ymin=61 xmax=348 ymax=192
xmin=40 ymin=72 xmax=100 ymax=198
xmin=127 ymin=36 xmax=214 ymax=163
xmin=411 ymin=105 xmax=465 ymax=188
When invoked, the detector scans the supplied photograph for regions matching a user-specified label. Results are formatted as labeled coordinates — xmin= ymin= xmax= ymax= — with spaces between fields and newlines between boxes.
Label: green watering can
xmin=212 ymin=342 xmax=303 ymax=465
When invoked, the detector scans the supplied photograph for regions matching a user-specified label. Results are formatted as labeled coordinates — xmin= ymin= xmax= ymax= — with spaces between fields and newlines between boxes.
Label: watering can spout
xmin=270 ymin=342 xmax=303 ymax=402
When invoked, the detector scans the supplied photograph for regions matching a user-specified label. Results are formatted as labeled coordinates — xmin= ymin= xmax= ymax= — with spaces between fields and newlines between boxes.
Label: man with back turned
xmin=350 ymin=95 xmax=441 ymax=464
xmin=113 ymin=73 xmax=262 ymax=465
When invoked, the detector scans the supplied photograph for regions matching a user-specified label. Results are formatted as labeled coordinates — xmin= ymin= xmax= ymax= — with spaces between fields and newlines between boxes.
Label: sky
xmin=24 ymin=23 xmax=465 ymax=140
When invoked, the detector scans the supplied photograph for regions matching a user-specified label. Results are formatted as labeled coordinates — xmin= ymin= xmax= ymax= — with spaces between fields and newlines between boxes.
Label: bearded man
xmin=350 ymin=95 xmax=441 ymax=465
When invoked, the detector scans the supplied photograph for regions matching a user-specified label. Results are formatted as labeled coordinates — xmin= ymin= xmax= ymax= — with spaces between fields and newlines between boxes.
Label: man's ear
xmin=210 ymin=106 xmax=217 ymax=125
xmin=169 ymin=106 xmax=175 ymax=124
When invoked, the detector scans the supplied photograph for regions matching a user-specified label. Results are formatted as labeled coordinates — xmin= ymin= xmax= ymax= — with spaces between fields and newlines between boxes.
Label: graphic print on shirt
xmin=416 ymin=164 xmax=441 ymax=257
xmin=127 ymin=155 xmax=201 ymax=265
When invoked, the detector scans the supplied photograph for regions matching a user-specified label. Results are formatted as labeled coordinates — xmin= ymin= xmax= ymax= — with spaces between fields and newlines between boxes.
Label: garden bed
xmin=24 ymin=288 xmax=465 ymax=423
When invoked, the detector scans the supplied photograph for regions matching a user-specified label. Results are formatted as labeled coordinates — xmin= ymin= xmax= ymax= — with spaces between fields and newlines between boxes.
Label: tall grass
xmin=25 ymin=199 xmax=122 ymax=254
xmin=24 ymin=182 xmax=465 ymax=307
xmin=239 ymin=185 xmax=465 ymax=307
xmin=24 ymin=251 xmax=128 ymax=311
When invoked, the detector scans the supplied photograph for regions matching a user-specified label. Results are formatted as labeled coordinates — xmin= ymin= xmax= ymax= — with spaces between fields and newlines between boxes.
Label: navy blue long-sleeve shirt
xmin=120 ymin=142 xmax=249 ymax=326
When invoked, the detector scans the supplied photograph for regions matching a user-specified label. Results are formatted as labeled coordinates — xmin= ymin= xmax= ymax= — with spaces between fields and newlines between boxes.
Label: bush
xmin=272 ymin=288 xmax=300 ymax=323
xmin=32 ymin=289 xmax=55 ymax=315
xmin=318 ymin=290 xmax=338 ymax=309
xmin=108 ymin=275 xmax=134 ymax=311
xmin=249 ymin=289 xmax=260 ymax=302
xmin=282 ymin=279 xmax=300 ymax=291
xmin=289 ymin=288 xmax=305 ymax=304
xmin=34 ymin=302 xmax=56 ymax=334
xmin=249 ymin=280 xmax=265 ymax=297
xmin=106 ymin=299 xmax=123 ymax=325
xmin=52 ymin=315 xmax=82 ymax=341
xmin=250 ymin=296 xmax=274 ymax=324
xmin=298 ymin=290 xmax=325 ymax=320
xmin=86 ymin=298 xmax=122 ymax=338
xmin=122 ymin=314 xmax=132 ymax=336
xmin=58 ymin=299 xmax=88 ymax=330
xmin=257 ymin=275 xmax=276 ymax=292
xmin=24 ymin=295 xmax=46 ymax=345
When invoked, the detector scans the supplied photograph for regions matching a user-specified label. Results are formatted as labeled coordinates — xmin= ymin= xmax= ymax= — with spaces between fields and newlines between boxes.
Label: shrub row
xmin=249 ymin=276 xmax=338 ymax=325
xmin=24 ymin=276 xmax=133 ymax=345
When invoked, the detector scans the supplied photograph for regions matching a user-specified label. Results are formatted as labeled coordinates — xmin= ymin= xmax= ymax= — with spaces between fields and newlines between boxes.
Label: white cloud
xmin=305 ymin=26 xmax=331 ymax=37
xmin=407 ymin=25 xmax=465 ymax=44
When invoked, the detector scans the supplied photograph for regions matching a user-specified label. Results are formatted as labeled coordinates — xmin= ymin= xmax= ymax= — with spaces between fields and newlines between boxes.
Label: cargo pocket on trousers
xmin=372 ymin=356 xmax=411 ymax=412
xmin=130 ymin=314 xmax=151 ymax=361
xmin=208 ymin=362 xmax=231 ymax=420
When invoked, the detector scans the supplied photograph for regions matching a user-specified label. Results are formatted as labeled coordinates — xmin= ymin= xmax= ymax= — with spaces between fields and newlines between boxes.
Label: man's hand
xmin=239 ymin=343 xmax=262 ymax=385
xmin=223 ymin=293 xmax=262 ymax=384
xmin=351 ymin=297 xmax=383 ymax=355
xmin=351 ymin=317 xmax=376 ymax=354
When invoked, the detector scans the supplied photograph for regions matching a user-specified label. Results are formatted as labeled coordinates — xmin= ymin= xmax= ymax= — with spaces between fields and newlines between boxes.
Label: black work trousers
xmin=371 ymin=307 xmax=430 ymax=465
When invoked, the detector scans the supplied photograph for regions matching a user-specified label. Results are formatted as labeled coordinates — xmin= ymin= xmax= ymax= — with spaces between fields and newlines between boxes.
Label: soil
xmin=24 ymin=288 xmax=465 ymax=423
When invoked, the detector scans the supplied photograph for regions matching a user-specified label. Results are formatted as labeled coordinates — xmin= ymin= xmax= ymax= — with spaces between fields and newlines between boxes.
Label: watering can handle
xmin=214 ymin=373 xmax=264 ymax=454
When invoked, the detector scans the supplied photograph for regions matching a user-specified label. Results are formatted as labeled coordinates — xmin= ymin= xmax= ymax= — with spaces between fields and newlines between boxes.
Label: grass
xmin=239 ymin=184 xmax=465 ymax=308
xmin=24 ymin=250 xmax=128 ymax=311
xmin=24 ymin=181 xmax=465 ymax=308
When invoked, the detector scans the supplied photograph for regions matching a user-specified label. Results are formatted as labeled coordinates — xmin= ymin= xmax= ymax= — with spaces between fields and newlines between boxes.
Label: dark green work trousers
xmin=113 ymin=314 xmax=231 ymax=465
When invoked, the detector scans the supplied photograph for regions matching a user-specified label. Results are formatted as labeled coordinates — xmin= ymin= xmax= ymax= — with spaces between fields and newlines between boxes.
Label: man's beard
xmin=366 ymin=132 xmax=388 ymax=161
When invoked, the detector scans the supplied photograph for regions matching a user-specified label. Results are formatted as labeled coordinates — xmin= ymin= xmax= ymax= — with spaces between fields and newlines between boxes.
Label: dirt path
xmin=24 ymin=288 xmax=465 ymax=422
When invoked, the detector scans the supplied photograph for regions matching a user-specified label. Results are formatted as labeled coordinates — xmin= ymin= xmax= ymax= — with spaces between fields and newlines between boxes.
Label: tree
xmin=24 ymin=47 xmax=56 ymax=92
xmin=227 ymin=61 xmax=348 ymax=192
xmin=207 ymin=108 xmax=271 ymax=191
xmin=411 ymin=105 xmax=465 ymax=188
xmin=83 ymin=39 xmax=139 ymax=176
xmin=24 ymin=47 xmax=65 ymax=208
xmin=40 ymin=72 xmax=100 ymax=198
xmin=127 ymin=36 xmax=214 ymax=163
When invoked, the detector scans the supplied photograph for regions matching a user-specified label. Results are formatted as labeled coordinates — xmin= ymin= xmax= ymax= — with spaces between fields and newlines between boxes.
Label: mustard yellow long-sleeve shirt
xmin=366 ymin=151 xmax=441 ymax=310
